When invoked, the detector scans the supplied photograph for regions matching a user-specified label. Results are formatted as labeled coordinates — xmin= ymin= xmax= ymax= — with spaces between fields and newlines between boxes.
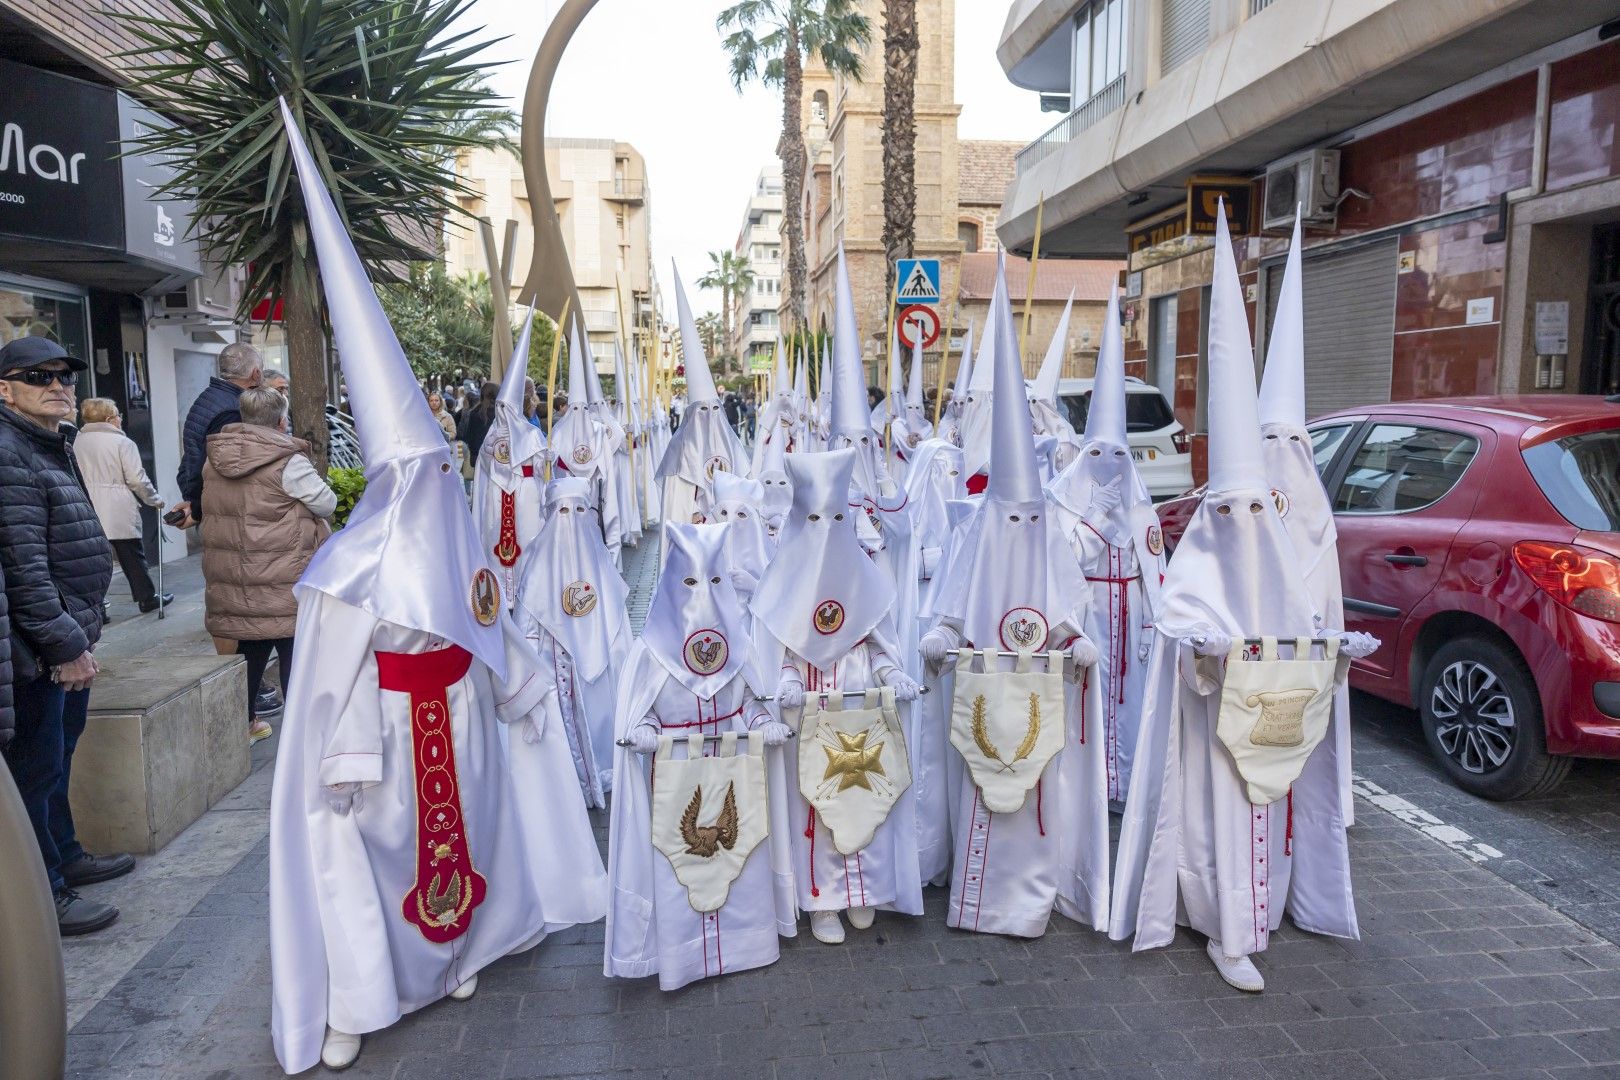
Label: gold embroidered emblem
xmin=679 ymin=782 xmax=739 ymax=857
xmin=562 ymin=581 xmax=597 ymax=617
xmin=1272 ymin=488 xmax=1290 ymax=518
xmin=683 ymin=630 xmax=728 ymax=675
xmin=470 ymin=568 xmax=500 ymax=626
xmin=492 ymin=438 xmax=510 ymax=465
xmin=814 ymin=600 xmax=845 ymax=635
xmin=414 ymin=870 xmax=473 ymax=930
xmin=998 ymin=607 xmax=1049 ymax=651
xmin=705 ymin=455 xmax=730 ymax=480
xmin=1245 ymin=689 xmax=1314 ymax=748
xmin=970 ymin=693 xmax=1042 ymax=773
xmin=821 ymin=730 xmax=886 ymax=792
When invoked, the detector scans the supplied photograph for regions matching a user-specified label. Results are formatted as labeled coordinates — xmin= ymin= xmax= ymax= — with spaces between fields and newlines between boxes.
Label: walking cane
xmin=155 ymin=521 xmax=166 ymax=621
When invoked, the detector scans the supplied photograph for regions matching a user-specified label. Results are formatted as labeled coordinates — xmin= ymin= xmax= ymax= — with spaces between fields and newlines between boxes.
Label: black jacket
xmin=177 ymin=377 xmax=244 ymax=512
xmin=0 ymin=562 xmax=12 ymax=745
xmin=0 ymin=404 xmax=113 ymax=682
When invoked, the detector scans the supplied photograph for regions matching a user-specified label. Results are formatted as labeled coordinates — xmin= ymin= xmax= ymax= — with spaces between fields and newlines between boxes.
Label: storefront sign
xmin=0 ymin=59 xmax=122 ymax=250
xmin=1186 ymin=176 xmax=1256 ymax=238
xmin=1127 ymin=177 xmax=1257 ymax=272
xmin=1 ymin=60 xmax=199 ymax=285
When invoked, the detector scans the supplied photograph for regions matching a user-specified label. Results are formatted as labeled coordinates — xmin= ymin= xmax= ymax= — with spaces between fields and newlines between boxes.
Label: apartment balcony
xmin=604 ymin=178 xmax=646 ymax=204
xmin=998 ymin=0 xmax=1620 ymax=258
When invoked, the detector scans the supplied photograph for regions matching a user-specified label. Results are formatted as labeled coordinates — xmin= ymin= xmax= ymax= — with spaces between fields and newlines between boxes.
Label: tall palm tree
xmin=719 ymin=0 xmax=870 ymax=333
xmin=698 ymin=251 xmax=756 ymax=377
xmin=115 ymin=0 xmax=513 ymax=470
xmin=881 ymin=0 xmax=918 ymax=301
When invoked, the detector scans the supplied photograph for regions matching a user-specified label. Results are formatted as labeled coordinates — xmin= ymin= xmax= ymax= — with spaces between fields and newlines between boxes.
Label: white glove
xmin=776 ymin=681 xmax=806 ymax=709
xmin=920 ymin=629 xmax=952 ymax=666
xmin=1338 ymin=631 xmax=1381 ymax=659
xmin=520 ymin=716 xmax=543 ymax=745
xmin=325 ymin=782 xmax=364 ymax=816
xmin=730 ymin=568 xmax=759 ymax=594
xmin=1068 ymin=636 xmax=1100 ymax=669
xmin=754 ymin=721 xmax=793 ymax=746
xmin=1088 ymin=478 xmax=1123 ymax=518
xmin=1192 ymin=628 xmax=1233 ymax=657
xmin=883 ymin=670 xmax=921 ymax=702
xmin=628 ymin=724 xmax=660 ymax=755
xmin=920 ymin=546 xmax=942 ymax=580
xmin=1139 ymin=641 xmax=1152 ymax=663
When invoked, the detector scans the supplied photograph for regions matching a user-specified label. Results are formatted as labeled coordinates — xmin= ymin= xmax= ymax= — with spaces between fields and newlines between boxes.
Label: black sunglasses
xmin=3 ymin=368 xmax=79 ymax=387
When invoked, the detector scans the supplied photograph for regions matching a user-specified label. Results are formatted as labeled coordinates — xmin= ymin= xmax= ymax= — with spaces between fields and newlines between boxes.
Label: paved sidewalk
xmin=62 ymin=540 xmax=1620 ymax=1080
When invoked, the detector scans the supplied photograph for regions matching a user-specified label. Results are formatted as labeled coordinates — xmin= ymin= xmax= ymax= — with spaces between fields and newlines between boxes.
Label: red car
xmin=1156 ymin=396 xmax=1620 ymax=800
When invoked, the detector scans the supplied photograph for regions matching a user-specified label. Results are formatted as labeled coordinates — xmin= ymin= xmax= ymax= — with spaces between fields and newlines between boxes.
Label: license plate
xmin=1131 ymin=449 xmax=1157 ymax=462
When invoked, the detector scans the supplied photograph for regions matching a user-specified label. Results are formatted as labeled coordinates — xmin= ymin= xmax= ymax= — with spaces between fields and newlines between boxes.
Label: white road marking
xmin=1351 ymin=775 xmax=1505 ymax=864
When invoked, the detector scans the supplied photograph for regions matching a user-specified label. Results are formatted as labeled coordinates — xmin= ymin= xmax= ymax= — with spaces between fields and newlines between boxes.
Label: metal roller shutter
xmin=1260 ymin=238 xmax=1398 ymax=419
xmin=1161 ymin=0 xmax=1211 ymax=74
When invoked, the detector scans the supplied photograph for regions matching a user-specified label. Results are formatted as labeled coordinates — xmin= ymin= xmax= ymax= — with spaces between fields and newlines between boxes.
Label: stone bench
xmin=70 ymin=655 xmax=251 ymax=855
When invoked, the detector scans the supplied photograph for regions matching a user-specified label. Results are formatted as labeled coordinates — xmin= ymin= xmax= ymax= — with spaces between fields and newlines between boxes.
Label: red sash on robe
xmin=377 ymin=644 xmax=487 ymax=944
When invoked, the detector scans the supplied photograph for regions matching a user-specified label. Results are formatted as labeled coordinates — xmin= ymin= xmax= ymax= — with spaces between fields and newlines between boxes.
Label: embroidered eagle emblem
xmin=679 ymin=782 xmax=739 ymax=857
xmin=469 ymin=568 xmax=500 ymax=626
xmin=814 ymin=600 xmax=845 ymax=635
xmin=684 ymin=630 xmax=728 ymax=675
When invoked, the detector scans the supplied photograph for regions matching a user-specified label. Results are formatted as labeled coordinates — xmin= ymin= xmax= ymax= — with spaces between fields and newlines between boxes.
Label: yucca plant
xmin=115 ymin=0 xmax=515 ymax=470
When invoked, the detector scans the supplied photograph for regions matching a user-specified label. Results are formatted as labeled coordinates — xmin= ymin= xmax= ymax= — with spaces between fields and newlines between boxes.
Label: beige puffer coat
xmin=200 ymin=425 xmax=330 ymax=641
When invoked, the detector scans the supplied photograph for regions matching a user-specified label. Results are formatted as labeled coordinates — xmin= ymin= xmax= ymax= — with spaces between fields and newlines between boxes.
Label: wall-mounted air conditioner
xmin=155 ymin=262 xmax=244 ymax=323
xmin=1263 ymin=148 xmax=1341 ymax=230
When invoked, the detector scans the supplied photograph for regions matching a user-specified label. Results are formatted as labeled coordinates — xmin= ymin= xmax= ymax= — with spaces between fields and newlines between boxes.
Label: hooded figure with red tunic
xmin=265 ymin=100 xmax=604 ymax=1074
xmin=473 ymin=311 xmax=546 ymax=604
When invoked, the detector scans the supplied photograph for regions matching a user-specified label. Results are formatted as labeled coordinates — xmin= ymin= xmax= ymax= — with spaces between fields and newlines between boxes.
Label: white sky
xmin=460 ymin=0 xmax=1052 ymax=317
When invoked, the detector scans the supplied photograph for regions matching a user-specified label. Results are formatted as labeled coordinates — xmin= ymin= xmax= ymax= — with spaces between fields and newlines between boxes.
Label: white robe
xmin=268 ymin=593 xmax=606 ymax=1074
xmin=1110 ymin=634 xmax=1359 ymax=957
xmin=516 ymin=622 xmax=611 ymax=809
xmin=604 ymin=643 xmax=796 ymax=990
xmin=471 ymin=447 xmax=544 ymax=605
xmin=927 ymin=620 xmax=1110 ymax=938
xmin=773 ymin=641 xmax=925 ymax=917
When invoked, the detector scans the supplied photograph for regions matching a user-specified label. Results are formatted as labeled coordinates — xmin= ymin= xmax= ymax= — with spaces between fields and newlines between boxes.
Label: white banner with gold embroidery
xmin=796 ymin=687 xmax=911 ymax=855
xmin=651 ymin=732 xmax=770 ymax=912
xmin=949 ymin=650 xmax=1067 ymax=814
xmin=1215 ymin=637 xmax=1348 ymax=805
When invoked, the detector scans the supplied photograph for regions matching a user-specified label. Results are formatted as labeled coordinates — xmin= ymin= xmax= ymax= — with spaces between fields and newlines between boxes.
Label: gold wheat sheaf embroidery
xmin=970 ymin=692 xmax=1041 ymax=772
xmin=1245 ymin=689 xmax=1314 ymax=748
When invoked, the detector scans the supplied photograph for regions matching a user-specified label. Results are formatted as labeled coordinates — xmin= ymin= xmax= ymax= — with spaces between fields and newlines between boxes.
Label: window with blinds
xmin=1161 ymin=0 xmax=1211 ymax=75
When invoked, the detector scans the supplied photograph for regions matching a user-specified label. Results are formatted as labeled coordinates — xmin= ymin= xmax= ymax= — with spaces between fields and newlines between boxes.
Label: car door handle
xmin=1383 ymin=553 xmax=1429 ymax=567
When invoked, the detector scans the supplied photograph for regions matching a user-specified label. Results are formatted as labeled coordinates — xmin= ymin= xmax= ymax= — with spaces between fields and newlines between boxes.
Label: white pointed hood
xmin=987 ymin=275 xmax=1044 ymax=505
xmin=514 ymin=477 xmax=629 ymax=682
xmin=959 ymin=262 xmax=1005 ymax=476
xmin=278 ymin=97 xmax=505 ymax=676
xmin=950 ymin=321 xmax=975 ymax=408
xmin=642 ymin=523 xmax=748 ymax=696
xmin=483 ymin=307 xmax=547 ymax=486
xmin=1258 ymin=213 xmax=1306 ymax=431
xmin=1050 ymin=286 xmax=1149 ymax=544
xmin=1031 ymin=291 xmax=1073 ymax=404
xmin=750 ymin=448 xmax=896 ymax=671
xmin=828 ymin=245 xmax=874 ymax=440
xmin=550 ymin=320 xmax=602 ymax=479
xmin=1154 ymin=203 xmax=1317 ymax=639
xmin=656 ymin=265 xmax=744 ymax=493
xmin=895 ymin=331 xmax=932 ymax=448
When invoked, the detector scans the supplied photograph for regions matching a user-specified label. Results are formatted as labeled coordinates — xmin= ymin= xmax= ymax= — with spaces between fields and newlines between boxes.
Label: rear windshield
xmin=1061 ymin=390 xmax=1177 ymax=434
xmin=1523 ymin=430 xmax=1620 ymax=532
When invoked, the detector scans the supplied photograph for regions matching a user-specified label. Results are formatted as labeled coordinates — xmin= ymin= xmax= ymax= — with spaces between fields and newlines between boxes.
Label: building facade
xmin=732 ymin=165 xmax=784 ymax=372
xmin=996 ymin=0 xmax=1620 ymax=440
xmin=448 ymin=139 xmax=656 ymax=373
xmin=1 ymin=0 xmax=231 ymax=565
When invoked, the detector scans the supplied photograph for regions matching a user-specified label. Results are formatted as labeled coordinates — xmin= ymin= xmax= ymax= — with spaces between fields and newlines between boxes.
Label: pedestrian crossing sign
xmin=896 ymin=259 xmax=941 ymax=304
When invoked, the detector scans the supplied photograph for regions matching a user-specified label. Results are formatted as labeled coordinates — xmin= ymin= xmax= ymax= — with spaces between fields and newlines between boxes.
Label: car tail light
xmin=1172 ymin=431 xmax=1191 ymax=455
xmin=1512 ymin=541 xmax=1620 ymax=623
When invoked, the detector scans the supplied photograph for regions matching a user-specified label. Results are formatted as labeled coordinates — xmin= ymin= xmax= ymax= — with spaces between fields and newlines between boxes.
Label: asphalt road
xmin=1351 ymin=691 xmax=1620 ymax=947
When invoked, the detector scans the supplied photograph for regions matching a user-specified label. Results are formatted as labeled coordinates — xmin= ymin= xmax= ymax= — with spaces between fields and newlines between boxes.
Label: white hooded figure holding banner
xmin=1110 ymin=209 xmax=1375 ymax=992
xmin=1048 ymin=287 xmax=1166 ymax=805
xmin=549 ymin=322 xmax=625 ymax=566
xmin=605 ymin=524 xmax=797 ymax=990
xmin=1258 ymin=214 xmax=1356 ymax=827
xmin=919 ymin=263 xmax=1110 ymax=938
xmin=472 ymin=311 xmax=547 ymax=604
xmin=512 ymin=477 xmax=630 ymax=808
xmin=657 ymin=270 xmax=745 ymax=529
xmin=267 ymin=101 xmax=605 ymax=1074
xmin=750 ymin=449 xmax=925 ymax=944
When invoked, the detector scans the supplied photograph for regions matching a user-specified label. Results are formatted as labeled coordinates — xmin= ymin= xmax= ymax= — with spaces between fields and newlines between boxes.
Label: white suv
xmin=1055 ymin=376 xmax=1194 ymax=501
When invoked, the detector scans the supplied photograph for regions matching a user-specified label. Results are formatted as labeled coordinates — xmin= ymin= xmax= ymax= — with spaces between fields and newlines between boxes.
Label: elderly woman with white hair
xmin=74 ymin=398 xmax=172 ymax=615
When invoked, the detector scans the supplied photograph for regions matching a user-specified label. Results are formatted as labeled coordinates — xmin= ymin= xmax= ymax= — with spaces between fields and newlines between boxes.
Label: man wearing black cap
xmin=0 ymin=336 xmax=132 ymax=935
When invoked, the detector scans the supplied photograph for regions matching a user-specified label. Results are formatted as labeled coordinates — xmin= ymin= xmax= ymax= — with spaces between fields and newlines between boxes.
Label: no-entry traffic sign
xmin=897 ymin=304 xmax=941 ymax=350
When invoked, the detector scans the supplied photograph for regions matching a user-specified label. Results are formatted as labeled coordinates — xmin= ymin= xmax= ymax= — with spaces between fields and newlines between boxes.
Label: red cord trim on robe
xmin=805 ymin=808 xmax=819 ymax=897
xmin=377 ymin=644 xmax=486 ymax=944
xmin=1036 ymin=778 xmax=1045 ymax=837
xmin=1285 ymin=788 xmax=1294 ymax=856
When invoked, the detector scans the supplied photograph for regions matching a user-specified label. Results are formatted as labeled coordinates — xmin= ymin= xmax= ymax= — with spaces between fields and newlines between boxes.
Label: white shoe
xmin=448 ymin=972 xmax=479 ymax=1001
xmin=321 ymin=1028 xmax=362 ymax=1070
xmin=1206 ymin=941 xmax=1265 ymax=992
xmin=847 ymin=905 xmax=876 ymax=930
xmin=809 ymin=910 xmax=845 ymax=944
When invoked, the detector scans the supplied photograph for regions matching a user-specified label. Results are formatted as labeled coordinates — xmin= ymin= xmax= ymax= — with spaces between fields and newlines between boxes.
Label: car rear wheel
xmin=1418 ymin=637 xmax=1570 ymax=800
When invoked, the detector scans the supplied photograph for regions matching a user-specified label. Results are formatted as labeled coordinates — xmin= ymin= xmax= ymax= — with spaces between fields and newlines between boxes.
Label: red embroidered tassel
xmin=1284 ymin=788 xmax=1294 ymax=856
xmin=805 ymin=809 xmax=819 ymax=896
xmin=1036 ymin=779 xmax=1045 ymax=837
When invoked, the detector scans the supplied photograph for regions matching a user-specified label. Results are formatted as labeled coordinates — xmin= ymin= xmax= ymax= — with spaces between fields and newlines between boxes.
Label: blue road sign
xmin=895 ymin=258 xmax=941 ymax=304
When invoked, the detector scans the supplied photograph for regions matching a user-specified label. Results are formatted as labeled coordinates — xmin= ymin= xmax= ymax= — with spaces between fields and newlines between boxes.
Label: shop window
xmin=0 ymin=277 xmax=92 ymax=395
